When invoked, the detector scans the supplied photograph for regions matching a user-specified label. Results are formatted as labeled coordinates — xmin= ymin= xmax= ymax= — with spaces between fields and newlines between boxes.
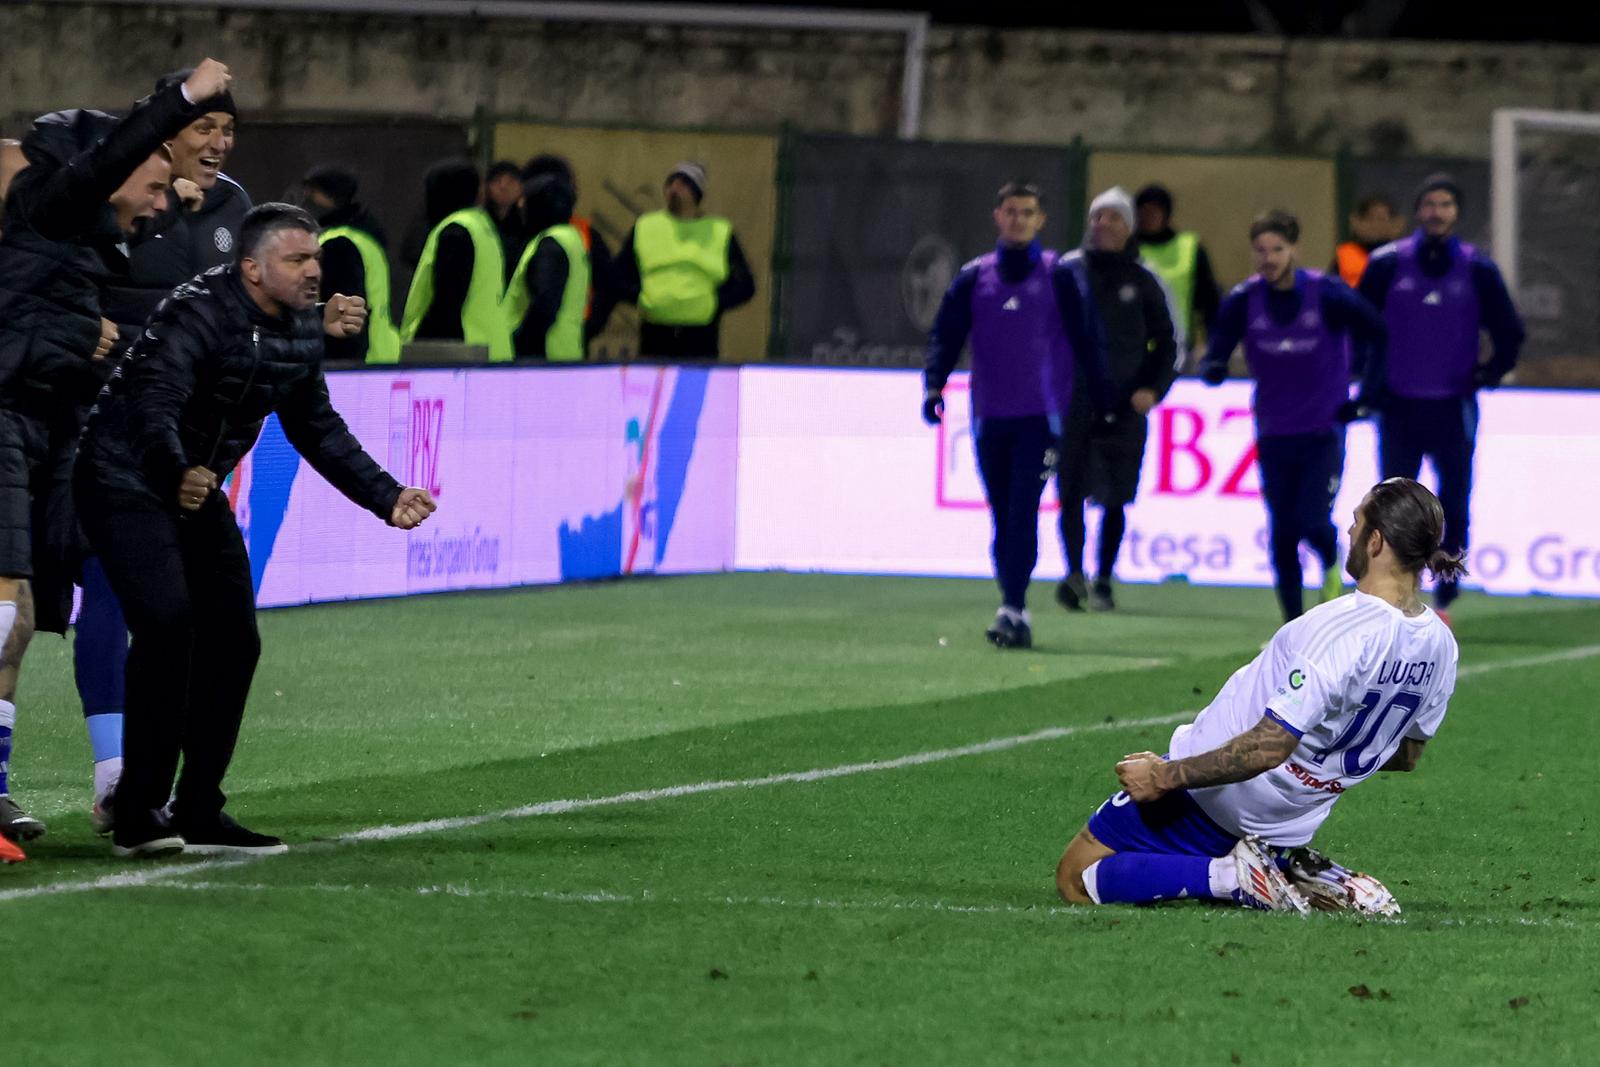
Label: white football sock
xmin=1208 ymin=856 xmax=1239 ymax=897
xmin=94 ymin=757 xmax=123 ymax=803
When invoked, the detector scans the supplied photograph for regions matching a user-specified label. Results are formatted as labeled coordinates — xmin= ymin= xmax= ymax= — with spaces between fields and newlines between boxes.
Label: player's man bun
xmin=1362 ymin=477 xmax=1468 ymax=581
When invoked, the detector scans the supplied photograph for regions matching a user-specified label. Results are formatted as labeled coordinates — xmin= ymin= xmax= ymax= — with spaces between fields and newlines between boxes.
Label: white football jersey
xmin=1169 ymin=590 xmax=1458 ymax=846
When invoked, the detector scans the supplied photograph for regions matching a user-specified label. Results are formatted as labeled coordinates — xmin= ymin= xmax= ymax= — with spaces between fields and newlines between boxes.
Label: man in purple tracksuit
xmin=1358 ymin=173 xmax=1524 ymax=620
xmin=1201 ymin=211 xmax=1388 ymax=622
xmin=923 ymin=180 xmax=1112 ymax=649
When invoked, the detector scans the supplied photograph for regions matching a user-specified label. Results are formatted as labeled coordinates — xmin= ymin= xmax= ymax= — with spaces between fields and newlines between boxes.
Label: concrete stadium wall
xmin=5 ymin=4 xmax=1600 ymax=157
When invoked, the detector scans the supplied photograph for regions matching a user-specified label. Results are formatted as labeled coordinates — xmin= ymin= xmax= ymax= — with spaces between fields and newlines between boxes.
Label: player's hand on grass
xmin=390 ymin=487 xmax=437 ymax=530
xmin=178 ymin=465 xmax=218 ymax=511
xmin=324 ymin=294 xmax=368 ymax=339
xmin=922 ymin=390 xmax=944 ymax=426
xmin=1115 ymin=751 xmax=1168 ymax=803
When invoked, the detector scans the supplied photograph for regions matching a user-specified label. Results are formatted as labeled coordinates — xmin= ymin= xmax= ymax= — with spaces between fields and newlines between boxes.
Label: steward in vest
xmin=522 ymin=154 xmax=620 ymax=344
xmin=304 ymin=166 xmax=400 ymax=363
xmin=1332 ymin=194 xmax=1402 ymax=289
xmin=922 ymin=180 xmax=1114 ymax=651
xmin=1200 ymin=210 xmax=1388 ymax=623
xmin=401 ymin=160 xmax=511 ymax=360
xmin=616 ymin=161 xmax=755 ymax=359
xmin=505 ymin=173 xmax=590 ymax=361
xmin=1135 ymin=184 xmax=1221 ymax=345
xmin=1357 ymin=173 xmax=1524 ymax=618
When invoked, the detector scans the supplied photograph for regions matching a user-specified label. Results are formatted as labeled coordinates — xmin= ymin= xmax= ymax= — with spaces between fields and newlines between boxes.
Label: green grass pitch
xmin=3 ymin=574 xmax=1597 ymax=1065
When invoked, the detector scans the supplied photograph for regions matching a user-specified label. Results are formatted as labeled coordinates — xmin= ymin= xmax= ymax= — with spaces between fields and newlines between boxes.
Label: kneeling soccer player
xmin=1056 ymin=477 xmax=1461 ymax=913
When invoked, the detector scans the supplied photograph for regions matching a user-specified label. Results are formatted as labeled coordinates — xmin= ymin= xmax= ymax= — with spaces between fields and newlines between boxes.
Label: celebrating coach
xmin=78 ymin=203 xmax=437 ymax=858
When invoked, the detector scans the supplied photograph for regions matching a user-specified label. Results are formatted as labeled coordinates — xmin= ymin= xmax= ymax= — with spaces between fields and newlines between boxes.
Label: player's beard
xmin=1345 ymin=537 xmax=1369 ymax=582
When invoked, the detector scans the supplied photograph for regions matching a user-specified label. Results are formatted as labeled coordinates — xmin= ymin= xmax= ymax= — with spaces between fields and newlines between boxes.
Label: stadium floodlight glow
xmin=1491 ymin=107 xmax=1600 ymax=295
xmin=48 ymin=0 xmax=932 ymax=140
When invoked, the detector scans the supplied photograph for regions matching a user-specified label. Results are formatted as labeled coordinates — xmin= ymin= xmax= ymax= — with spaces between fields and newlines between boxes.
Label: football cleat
xmin=1284 ymin=846 xmax=1401 ymax=917
xmin=0 ymin=795 xmax=45 ymax=843
xmin=1229 ymin=836 xmax=1309 ymax=915
xmin=0 ymin=835 xmax=24 ymax=864
xmin=985 ymin=608 xmax=1033 ymax=650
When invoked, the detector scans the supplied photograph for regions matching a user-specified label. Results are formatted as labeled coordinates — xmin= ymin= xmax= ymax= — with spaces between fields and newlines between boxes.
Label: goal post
xmin=1491 ymin=108 xmax=1600 ymax=385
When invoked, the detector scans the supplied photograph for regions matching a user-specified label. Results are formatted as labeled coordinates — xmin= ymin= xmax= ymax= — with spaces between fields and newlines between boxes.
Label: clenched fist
xmin=183 ymin=59 xmax=232 ymax=103
xmin=324 ymin=294 xmax=368 ymax=339
xmin=391 ymin=487 xmax=437 ymax=530
xmin=178 ymin=465 xmax=219 ymax=512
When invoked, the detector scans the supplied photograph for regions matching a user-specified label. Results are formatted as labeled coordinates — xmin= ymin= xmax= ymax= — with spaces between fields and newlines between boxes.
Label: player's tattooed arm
xmin=1115 ymin=717 xmax=1298 ymax=802
xmin=1379 ymin=737 xmax=1426 ymax=773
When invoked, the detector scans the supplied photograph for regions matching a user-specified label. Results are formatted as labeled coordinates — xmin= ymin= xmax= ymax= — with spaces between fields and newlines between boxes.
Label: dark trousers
xmin=975 ymin=415 xmax=1057 ymax=611
xmin=639 ymin=321 xmax=719 ymax=359
xmin=74 ymin=472 xmax=260 ymax=821
xmin=1058 ymin=413 xmax=1149 ymax=581
xmin=1379 ymin=395 xmax=1477 ymax=607
xmin=1256 ymin=429 xmax=1344 ymax=621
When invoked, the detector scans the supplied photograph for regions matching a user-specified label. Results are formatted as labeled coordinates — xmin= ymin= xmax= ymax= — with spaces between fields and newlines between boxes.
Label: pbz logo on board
xmin=388 ymin=381 xmax=445 ymax=497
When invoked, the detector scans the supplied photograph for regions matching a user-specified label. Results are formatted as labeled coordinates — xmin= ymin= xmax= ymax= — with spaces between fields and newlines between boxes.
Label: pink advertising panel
xmin=734 ymin=368 xmax=1600 ymax=598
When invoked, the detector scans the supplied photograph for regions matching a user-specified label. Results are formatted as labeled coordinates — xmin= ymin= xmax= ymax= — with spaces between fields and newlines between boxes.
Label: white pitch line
xmin=2 ymin=642 xmax=1597 ymax=905
xmin=118 ymin=880 xmax=1594 ymax=930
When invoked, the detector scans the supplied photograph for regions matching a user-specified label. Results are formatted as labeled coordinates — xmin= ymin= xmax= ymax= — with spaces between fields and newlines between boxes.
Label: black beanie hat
xmin=1414 ymin=172 xmax=1464 ymax=211
xmin=303 ymin=165 xmax=358 ymax=210
xmin=155 ymin=68 xmax=238 ymax=119
xmin=1135 ymin=184 xmax=1174 ymax=215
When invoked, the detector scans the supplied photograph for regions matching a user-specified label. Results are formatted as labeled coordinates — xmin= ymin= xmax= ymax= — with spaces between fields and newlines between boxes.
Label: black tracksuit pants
xmin=1256 ymin=428 xmax=1344 ymax=622
xmin=975 ymin=415 xmax=1057 ymax=611
xmin=1379 ymin=394 xmax=1477 ymax=608
xmin=75 ymin=470 xmax=260 ymax=822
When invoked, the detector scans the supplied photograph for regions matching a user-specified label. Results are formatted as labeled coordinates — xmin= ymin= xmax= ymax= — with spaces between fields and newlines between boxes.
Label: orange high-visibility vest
xmin=572 ymin=216 xmax=595 ymax=320
xmin=1336 ymin=241 xmax=1370 ymax=288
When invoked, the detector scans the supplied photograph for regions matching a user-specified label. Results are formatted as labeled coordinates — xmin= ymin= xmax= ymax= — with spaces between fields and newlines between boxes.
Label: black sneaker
xmin=177 ymin=812 xmax=288 ymax=856
xmin=1090 ymin=580 xmax=1116 ymax=612
xmin=1056 ymin=574 xmax=1087 ymax=612
xmin=985 ymin=610 xmax=1033 ymax=650
xmin=0 ymin=794 xmax=46 ymax=843
xmin=111 ymin=809 xmax=185 ymax=859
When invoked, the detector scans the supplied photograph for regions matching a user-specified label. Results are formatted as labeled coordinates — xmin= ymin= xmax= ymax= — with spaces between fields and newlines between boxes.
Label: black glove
xmin=922 ymin=392 xmax=945 ymax=425
xmin=1472 ymin=365 xmax=1505 ymax=390
xmin=1199 ymin=363 xmax=1228 ymax=387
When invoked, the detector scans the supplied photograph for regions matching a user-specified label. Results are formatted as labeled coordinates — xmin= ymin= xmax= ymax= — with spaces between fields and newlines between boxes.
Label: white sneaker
xmin=1229 ymin=836 xmax=1309 ymax=915
xmin=1286 ymin=847 xmax=1401 ymax=917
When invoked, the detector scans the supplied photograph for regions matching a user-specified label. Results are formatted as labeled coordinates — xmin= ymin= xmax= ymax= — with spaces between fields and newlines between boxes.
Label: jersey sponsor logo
xmin=1288 ymin=669 xmax=1306 ymax=690
xmin=1002 ymin=296 xmax=1021 ymax=311
xmin=1285 ymin=761 xmax=1346 ymax=794
xmin=1423 ymin=290 xmax=1442 ymax=306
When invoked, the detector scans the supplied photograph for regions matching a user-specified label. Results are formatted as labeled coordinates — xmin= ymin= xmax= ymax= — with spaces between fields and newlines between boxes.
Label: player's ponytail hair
xmin=1361 ymin=478 xmax=1470 ymax=581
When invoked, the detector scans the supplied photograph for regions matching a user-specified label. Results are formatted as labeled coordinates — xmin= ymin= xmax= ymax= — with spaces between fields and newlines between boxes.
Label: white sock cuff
xmin=0 ymin=600 xmax=14 ymax=656
xmin=1081 ymin=859 xmax=1105 ymax=905
xmin=1209 ymin=855 xmax=1239 ymax=897
xmin=0 ymin=698 xmax=14 ymax=731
